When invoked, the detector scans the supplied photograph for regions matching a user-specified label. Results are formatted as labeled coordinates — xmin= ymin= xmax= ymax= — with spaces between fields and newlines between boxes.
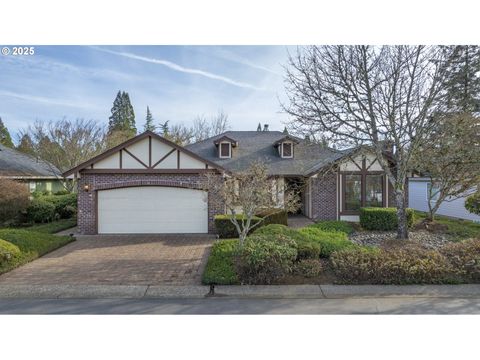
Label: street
xmin=1 ymin=297 xmax=480 ymax=314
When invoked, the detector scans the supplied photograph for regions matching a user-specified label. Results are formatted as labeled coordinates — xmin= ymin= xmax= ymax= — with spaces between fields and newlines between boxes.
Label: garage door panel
xmin=98 ymin=187 xmax=208 ymax=234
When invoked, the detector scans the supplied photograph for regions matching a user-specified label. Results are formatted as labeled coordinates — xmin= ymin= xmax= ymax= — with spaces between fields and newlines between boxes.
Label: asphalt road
xmin=1 ymin=297 xmax=480 ymax=314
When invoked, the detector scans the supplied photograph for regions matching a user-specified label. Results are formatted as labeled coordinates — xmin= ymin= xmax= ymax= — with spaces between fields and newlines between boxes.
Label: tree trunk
xmin=395 ymin=190 xmax=409 ymax=239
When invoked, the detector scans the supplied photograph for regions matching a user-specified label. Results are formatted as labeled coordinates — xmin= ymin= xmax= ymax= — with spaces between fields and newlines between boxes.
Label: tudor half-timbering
xmin=66 ymin=129 xmax=402 ymax=235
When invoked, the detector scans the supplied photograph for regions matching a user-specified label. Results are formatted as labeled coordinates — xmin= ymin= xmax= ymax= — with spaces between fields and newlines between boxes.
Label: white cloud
xmin=0 ymin=90 xmax=96 ymax=109
xmin=92 ymin=47 xmax=265 ymax=90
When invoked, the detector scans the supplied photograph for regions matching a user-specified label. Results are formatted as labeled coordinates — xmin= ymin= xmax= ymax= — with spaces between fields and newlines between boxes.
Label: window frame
xmin=219 ymin=142 xmax=231 ymax=158
xmin=281 ymin=141 xmax=293 ymax=158
xmin=341 ymin=171 xmax=385 ymax=215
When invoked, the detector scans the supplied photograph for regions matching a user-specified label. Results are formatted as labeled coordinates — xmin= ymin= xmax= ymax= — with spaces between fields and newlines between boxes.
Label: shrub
xmin=256 ymin=208 xmax=288 ymax=226
xmin=202 ymin=239 xmax=239 ymax=285
xmin=236 ymin=233 xmax=297 ymax=284
xmin=253 ymin=224 xmax=320 ymax=259
xmin=54 ymin=189 xmax=71 ymax=196
xmin=42 ymin=193 xmax=77 ymax=219
xmin=299 ymin=227 xmax=355 ymax=258
xmin=26 ymin=199 xmax=56 ymax=223
xmin=331 ymin=246 xmax=457 ymax=284
xmin=214 ymin=214 xmax=262 ymax=238
xmin=0 ymin=239 xmax=21 ymax=265
xmin=292 ymin=259 xmax=323 ymax=278
xmin=0 ymin=178 xmax=30 ymax=223
xmin=440 ymin=239 xmax=480 ymax=282
xmin=309 ymin=220 xmax=354 ymax=234
xmin=360 ymin=207 xmax=415 ymax=231
xmin=465 ymin=192 xmax=480 ymax=215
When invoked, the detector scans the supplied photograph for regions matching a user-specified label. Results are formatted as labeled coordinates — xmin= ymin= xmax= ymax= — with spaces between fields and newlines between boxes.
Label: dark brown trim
xmin=177 ymin=150 xmax=180 ymax=169
xmin=213 ymin=135 xmax=238 ymax=146
xmin=151 ymin=148 xmax=176 ymax=169
xmin=148 ymin=136 xmax=152 ymax=168
xmin=95 ymin=190 xmax=98 ymax=234
xmin=80 ymin=168 xmax=218 ymax=174
xmin=123 ymin=148 xmax=149 ymax=169
xmin=62 ymin=130 xmax=228 ymax=176
xmin=119 ymin=150 xmax=122 ymax=169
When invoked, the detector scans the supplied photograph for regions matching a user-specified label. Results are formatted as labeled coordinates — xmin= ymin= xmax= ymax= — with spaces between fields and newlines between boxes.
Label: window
xmin=219 ymin=142 xmax=231 ymax=158
xmin=282 ymin=142 xmax=293 ymax=158
xmin=427 ymin=182 xmax=440 ymax=201
xmin=365 ymin=175 xmax=383 ymax=207
xmin=344 ymin=174 xmax=362 ymax=211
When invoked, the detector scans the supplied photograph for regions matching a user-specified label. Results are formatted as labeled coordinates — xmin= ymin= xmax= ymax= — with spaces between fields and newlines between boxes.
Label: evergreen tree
xmin=0 ymin=117 xmax=14 ymax=148
xmin=158 ymin=120 xmax=170 ymax=136
xmin=17 ymin=134 xmax=35 ymax=155
xmin=257 ymin=123 xmax=262 ymax=131
xmin=108 ymin=91 xmax=137 ymax=135
xmin=144 ymin=106 xmax=156 ymax=132
xmin=441 ymin=46 xmax=480 ymax=114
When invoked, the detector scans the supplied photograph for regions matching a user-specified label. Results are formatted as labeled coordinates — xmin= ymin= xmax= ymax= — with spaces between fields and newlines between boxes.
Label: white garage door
xmin=97 ymin=186 xmax=208 ymax=234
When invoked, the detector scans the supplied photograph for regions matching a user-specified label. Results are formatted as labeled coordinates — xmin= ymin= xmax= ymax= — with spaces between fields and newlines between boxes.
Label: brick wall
xmin=77 ymin=173 xmax=224 ymax=235
xmin=310 ymin=172 xmax=337 ymax=221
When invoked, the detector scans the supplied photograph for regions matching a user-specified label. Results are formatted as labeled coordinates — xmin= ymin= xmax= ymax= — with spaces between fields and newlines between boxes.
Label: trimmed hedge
xmin=26 ymin=199 xmax=56 ymax=223
xmin=299 ymin=227 xmax=355 ymax=258
xmin=42 ymin=193 xmax=77 ymax=219
xmin=214 ymin=209 xmax=288 ymax=238
xmin=0 ymin=239 xmax=21 ymax=265
xmin=360 ymin=207 xmax=414 ymax=231
xmin=202 ymin=239 xmax=239 ymax=285
xmin=309 ymin=220 xmax=354 ymax=235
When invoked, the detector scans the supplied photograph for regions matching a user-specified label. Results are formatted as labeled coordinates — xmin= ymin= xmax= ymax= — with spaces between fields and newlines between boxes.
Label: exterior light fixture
xmin=84 ymin=184 xmax=90 ymax=192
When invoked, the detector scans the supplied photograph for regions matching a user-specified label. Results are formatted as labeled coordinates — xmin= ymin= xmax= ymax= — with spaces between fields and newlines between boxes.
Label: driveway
xmin=0 ymin=234 xmax=214 ymax=286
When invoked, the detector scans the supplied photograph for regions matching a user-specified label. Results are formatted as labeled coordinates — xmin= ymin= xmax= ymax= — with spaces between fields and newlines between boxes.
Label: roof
xmin=0 ymin=144 xmax=61 ymax=178
xmin=186 ymin=131 xmax=348 ymax=176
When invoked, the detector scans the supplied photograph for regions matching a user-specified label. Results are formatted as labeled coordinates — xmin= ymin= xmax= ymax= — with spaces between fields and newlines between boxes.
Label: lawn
xmin=24 ymin=218 xmax=77 ymax=234
xmin=0 ymin=229 xmax=74 ymax=275
xmin=414 ymin=211 xmax=480 ymax=241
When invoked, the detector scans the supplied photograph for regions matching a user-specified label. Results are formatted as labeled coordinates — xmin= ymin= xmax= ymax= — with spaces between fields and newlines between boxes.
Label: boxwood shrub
xmin=299 ymin=227 xmax=355 ymax=258
xmin=309 ymin=220 xmax=354 ymax=235
xmin=256 ymin=209 xmax=288 ymax=226
xmin=360 ymin=207 xmax=414 ymax=231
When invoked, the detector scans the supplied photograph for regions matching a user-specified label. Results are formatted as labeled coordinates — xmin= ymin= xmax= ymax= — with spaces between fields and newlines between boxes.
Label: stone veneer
xmin=77 ymin=173 xmax=224 ymax=235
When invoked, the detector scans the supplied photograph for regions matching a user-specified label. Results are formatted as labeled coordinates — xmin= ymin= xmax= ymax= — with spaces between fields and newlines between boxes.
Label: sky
xmin=0 ymin=46 xmax=294 ymax=142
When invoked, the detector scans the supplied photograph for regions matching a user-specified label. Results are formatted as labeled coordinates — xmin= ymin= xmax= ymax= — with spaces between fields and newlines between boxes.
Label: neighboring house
xmin=64 ymin=130 xmax=398 ymax=235
xmin=408 ymin=177 xmax=480 ymax=223
xmin=0 ymin=143 xmax=64 ymax=193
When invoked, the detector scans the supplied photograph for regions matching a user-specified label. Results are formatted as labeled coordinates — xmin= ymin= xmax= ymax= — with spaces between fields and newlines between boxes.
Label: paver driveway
xmin=0 ymin=234 xmax=214 ymax=285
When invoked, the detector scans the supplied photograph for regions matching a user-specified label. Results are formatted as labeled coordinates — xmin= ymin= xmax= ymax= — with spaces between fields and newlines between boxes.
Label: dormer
xmin=213 ymin=136 xmax=238 ymax=159
xmin=274 ymin=136 xmax=299 ymax=159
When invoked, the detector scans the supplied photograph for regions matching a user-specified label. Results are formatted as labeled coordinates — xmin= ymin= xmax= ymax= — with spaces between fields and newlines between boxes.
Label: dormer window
xmin=282 ymin=142 xmax=293 ymax=158
xmin=220 ymin=142 xmax=231 ymax=158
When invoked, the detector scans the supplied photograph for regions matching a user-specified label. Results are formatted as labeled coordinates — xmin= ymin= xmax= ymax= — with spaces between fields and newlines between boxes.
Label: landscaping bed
xmin=203 ymin=211 xmax=480 ymax=286
xmin=0 ymin=228 xmax=74 ymax=275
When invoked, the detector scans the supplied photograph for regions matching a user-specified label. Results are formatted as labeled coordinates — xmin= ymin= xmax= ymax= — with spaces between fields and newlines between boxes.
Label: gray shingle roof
xmin=0 ymin=144 xmax=61 ymax=178
xmin=186 ymin=131 xmax=348 ymax=176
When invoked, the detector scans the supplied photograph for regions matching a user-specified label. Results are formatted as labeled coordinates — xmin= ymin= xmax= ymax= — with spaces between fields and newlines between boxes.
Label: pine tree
xmin=108 ymin=91 xmax=137 ymax=135
xmin=282 ymin=126 xmax=288 ymax=135
xmin=158 ymin=120 xmax=170 ymax=136
xmin=144 ymin=106 xmax=155 ymax=132
xmin=257 ymin=123 xmax=262 ymax=131
xmin=442 ymin=46 xmax=480 ymax=114
xmin=17 ymin=134 xmax=35 ymax=155
xmin=0 ymin=117 xmax=14 ymax=148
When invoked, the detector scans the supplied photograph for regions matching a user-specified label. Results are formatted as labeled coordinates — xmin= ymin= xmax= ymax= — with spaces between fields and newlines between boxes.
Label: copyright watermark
xmin=1 ymin=46 xmax=35 ymax=56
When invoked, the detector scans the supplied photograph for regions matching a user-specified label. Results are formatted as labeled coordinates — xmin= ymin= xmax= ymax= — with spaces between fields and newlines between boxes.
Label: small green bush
xmin=309 ymin=220 xmax=354 ymax=234
xmin=214 ymin=214 xmax=262 ymax=238
xmin=0 ymin=239 xmax=21 ymax=265
xmin=360 ymin=207 xmax=415 ymax=231
xmin=202 ymin=239 xmax=239 ymax=285
xmin=465 ymin=192 xmax=480 ymax=215
xmin=440 ymin=239 xmax=480 ymax=282
xmin=299 ymin=227 xmax=355 ymax=258
xmin=331 ymin=246 xmax=457 ymax=284
xmin=26 ymin=199 xmax=56 ymax=223
xmin=236 ymin=233 xmax=297 ymax=284
xmin=42 ymin=193 xmax=77 ymax=219
xmin=256 ymin=208 xmax=288 ymax=226
xmin=292 ymin=259 xmax=323 ymax=278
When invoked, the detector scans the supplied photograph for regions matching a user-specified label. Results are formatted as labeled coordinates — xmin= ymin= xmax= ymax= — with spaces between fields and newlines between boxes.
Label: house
xmin=64 ymin=130 xmax=398 ymax=235
xmin=408 ymin=177 xmax=480 ymax=222
xmin=0 ymin=143 xmax=65 ymax=193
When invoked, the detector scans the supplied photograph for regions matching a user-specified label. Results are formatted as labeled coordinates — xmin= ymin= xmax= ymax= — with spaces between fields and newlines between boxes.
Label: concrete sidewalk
xmin=1 ymin=284 xmax=480 ymax=299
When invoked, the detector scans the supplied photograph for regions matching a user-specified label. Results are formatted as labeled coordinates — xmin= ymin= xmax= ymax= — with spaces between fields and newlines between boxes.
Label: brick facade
xmin=310 ymin=172 xmax=338 ymax=221
xmin=77 ymin=173 xmax=224 ymax=235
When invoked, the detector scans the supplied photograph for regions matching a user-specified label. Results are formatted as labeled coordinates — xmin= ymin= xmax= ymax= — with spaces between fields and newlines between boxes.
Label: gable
xmin=64 ymin=131 xmax=225 ymax=176
xmin=339 ymin=153 xmax=383 ymax=171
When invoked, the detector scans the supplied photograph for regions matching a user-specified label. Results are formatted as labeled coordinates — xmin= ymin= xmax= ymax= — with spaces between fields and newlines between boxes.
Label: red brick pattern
xmin=78 ymin=173 xmax=224 ymax=235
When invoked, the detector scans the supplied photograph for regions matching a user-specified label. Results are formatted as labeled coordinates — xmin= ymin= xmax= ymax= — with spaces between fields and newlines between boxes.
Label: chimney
xmin=263 ymin=124 xmax=269 ymax=132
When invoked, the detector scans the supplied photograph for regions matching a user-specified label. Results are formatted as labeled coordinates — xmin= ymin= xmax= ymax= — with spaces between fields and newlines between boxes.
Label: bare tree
xmin=205 ymin=162 xmax=300 ymax=245
xmin=283 ymin=46 xmax=449 ymax=239
xmin=192 ymin=110 xmax=231 ymax=142
xmin=413 ymin=112 xmax=480 ymax=221
xmin=210 ymin=109 xmax=230 ymax=135
xmin=165 ymin=123 xmax=194 ymax=146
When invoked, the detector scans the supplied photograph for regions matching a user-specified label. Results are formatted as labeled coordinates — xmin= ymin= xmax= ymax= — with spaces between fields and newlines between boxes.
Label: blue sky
xmin=0 ymin=46 xmax=293 ymax=142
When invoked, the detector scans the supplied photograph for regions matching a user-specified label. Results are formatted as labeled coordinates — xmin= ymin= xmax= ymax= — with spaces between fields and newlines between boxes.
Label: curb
xmin=1 ymin=284 xmax=480 ymax=299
